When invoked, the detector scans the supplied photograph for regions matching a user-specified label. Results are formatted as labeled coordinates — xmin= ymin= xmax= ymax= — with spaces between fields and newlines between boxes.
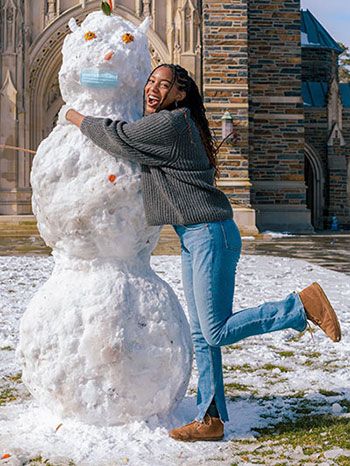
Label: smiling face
xmin=59 ymin=12 xmax=151 ymax=112
xmin=144 ymin=66 xmax=186 ymax=115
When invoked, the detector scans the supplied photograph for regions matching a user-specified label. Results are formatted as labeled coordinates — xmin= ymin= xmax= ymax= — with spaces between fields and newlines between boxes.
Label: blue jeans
xmin=173 ymin=219 xmax=307 ymax=422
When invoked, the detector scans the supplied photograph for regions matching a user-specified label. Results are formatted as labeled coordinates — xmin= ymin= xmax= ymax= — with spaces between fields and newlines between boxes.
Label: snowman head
xmin=59 ymin=11 xmax=151 ymax=108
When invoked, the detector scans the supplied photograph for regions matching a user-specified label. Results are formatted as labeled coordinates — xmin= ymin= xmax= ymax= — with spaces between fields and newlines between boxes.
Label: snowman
xmin=17 ymin=7 xmax=192 ymax=426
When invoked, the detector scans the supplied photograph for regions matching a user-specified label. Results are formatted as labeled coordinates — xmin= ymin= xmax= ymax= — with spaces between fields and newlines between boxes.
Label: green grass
xmin=307 ymin=351 xmax=321 ymax=358
xmin=223 ymin=344 xmax=243 ymax=354
xmin=255 ymin=415 xmax=350 ymax=449
xmin=276 ymin=350 xmax=295 ymax=358
xmin=225 ymin=382 xmax=259 ymax=396
xmin=28 ymin=457 xmax=76 ymax=466
xmin=302 ymin=359 xmax=315 ymax=367
xmin=227 ymin=414 xmax=350 ymax=464
xmin=223 ymin=363 xmax=253 ymax=373
xmin=288 ymin=391 xmax=306 ymax=399
xmin=6 ymin=372 xmax=22 ymax=383
xmin=29 ymin=457 xmax=55 ymax=465
xmin=261 ymin=363 xmax=291 ymax=373
xmin=323 ymin=360 xmax=344 ymax=371
xmin=288 ymin=329 xmax=308 ymax=342
xmin=257 ymin=415 xmax=350 ymax=451
xmin=319 ymin=389 xmax=341 ymax=397
xmin=337 ymin=456 xmax=350 ymax=465
xmin=225 ymin=382 xmax=251 ymax=392
xmin=290 ymin=399 xmax=327 ymax=415
xmin=339 ymin=399 xmax=350 ymax=411
xmin=0 ymin=387 xmax=18 ymax=405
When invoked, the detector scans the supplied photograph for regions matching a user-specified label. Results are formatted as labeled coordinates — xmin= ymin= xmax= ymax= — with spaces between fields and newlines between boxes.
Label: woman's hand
xmin=66 ymin=109 xmax=85 ymax=128
xmin=57 ymin=105 xmax=85 ymax=128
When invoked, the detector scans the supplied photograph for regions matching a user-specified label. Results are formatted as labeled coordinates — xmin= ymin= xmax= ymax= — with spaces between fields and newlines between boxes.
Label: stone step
xmin=0 ymin=226 xmax=39 ymax=237
xmin=0 ymin=218 xmax=181 ymax=252
xmin=0 ymin=216 xmax=38 ymax=236
xmin=153 ymin=225 xmax=180 ymax=255
xmin=0 ymin=218 xmax=260 ymax=254
xmin=0 ymin=231 xmax=40 ymax=238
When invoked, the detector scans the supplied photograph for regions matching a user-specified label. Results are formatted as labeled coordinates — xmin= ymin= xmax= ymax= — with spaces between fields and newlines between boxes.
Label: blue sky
xmin=301 ymin=0 xmax=350 ymax=47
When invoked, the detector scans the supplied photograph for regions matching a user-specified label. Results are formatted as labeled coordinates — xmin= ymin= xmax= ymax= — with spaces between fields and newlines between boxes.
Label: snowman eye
xmin=84 ymin=31 xmax=96 ymax=41
xmin=121 ymin=33 xmax=134 ymax=44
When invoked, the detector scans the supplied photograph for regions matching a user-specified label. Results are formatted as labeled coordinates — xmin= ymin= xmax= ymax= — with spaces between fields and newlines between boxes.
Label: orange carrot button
xmin=122 ymin=33 xmax=134 ymax=44
xmin=108 ymin=174 xmax=117 ymax=183
xmin=1 ymin=454 xmax=11 ymax=459
xmin=84 ymin=31 xmax=96 ymax=41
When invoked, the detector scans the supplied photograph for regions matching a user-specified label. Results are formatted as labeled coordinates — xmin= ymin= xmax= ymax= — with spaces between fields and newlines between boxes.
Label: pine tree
xmin=338 ymin=42 xmax=350 ymax=83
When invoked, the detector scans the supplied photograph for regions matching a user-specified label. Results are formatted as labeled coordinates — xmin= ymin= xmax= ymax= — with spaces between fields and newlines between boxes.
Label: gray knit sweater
xmin=80 ymin=108 xmax=233 ymax=226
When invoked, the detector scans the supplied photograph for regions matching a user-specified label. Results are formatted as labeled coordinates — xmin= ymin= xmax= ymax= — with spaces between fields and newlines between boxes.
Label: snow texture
xmin=16 ymin=11 xmax=192 ymax=425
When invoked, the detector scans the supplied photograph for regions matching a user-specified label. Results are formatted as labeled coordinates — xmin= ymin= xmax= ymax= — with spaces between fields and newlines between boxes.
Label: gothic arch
xmin=304 ymin=143 xmax=325 ymax=230
xmin=28 ymin=2 xmax=171 ymax=149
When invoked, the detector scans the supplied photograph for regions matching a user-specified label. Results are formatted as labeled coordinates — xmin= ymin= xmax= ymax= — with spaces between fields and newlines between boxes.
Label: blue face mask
xmin=80 ymin=70 xmax=118 ymax=89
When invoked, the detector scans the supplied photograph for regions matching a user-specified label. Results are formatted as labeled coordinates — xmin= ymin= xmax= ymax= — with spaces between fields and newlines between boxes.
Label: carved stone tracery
xmin=327 ymin=78 xmax=345 ymax=147
xmin=46 ymin=0 xmax=58 ymax=25
xmin=143 ymin=0 xmax=151 ymax=17
xmin=3 ymin=0 xmax=18 ymax=53
xmin=46 ymin=74 xmax=61 ymax=110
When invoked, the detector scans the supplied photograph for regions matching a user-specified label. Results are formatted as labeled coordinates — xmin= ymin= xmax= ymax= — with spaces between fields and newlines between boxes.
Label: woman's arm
xmin=65 ymin=108 xmax=187 ymax=167
xmin=77 ymin=110 xmax=186 ymax=166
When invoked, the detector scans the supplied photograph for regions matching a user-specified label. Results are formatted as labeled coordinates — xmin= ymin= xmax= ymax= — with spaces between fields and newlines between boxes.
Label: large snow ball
xmin=17 ymin=266 xmax=192 ymax=425
xmin=31 ymin=11 xmax=156 ymax=258
xmin=30 ymin=129 xmax=160 ymax=260
xmin=59 ymin=11 xmax=151 ymax=112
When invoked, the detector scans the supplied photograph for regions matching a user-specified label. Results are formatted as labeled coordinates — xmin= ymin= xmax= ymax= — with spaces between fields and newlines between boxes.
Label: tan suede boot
xmin=169 ymin=414 xmax=224 ymax=442
xmin=299 ymin=282 xmax=341 ymax=342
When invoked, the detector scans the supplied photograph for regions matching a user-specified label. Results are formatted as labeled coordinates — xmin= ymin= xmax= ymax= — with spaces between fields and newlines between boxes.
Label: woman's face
xmin=144 ymin=66 xmax=186 ymax=115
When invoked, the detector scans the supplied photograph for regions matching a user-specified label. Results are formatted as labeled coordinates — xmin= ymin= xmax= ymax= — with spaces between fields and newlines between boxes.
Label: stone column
xmin=202 ymin=0 xmax=257 ymax=235
xmin=0 ymin=0 xmax=32 ymax=214
xmin=1 ymin=1 xmax=18 ymax=214
xmin=248 ymin=0 xmax=313 ymax=233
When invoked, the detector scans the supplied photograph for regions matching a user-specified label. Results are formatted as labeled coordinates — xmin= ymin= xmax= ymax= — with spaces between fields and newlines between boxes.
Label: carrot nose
xmin=104 ymin=51 xmax=114 ymax=61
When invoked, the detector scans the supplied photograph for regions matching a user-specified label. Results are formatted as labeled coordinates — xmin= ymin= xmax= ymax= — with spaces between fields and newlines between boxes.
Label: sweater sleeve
xmin=80 ymin=109 xmax=186 ymax=166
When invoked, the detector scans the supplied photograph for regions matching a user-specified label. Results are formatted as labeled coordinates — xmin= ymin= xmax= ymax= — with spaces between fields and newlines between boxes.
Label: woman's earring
xmin=175 ymin=100 xmax=178 ymax=108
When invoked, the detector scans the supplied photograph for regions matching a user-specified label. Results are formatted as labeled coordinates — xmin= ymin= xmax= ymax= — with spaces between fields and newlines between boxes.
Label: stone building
xmin=0 ymin=0 xmax=349 ymax=233
xmin=301 ymin=9 xmax=350 ymax=230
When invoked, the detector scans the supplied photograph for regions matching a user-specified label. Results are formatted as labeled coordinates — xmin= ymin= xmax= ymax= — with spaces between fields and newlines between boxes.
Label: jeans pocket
xmin=219 ymin=220 xmax=242 ymax=251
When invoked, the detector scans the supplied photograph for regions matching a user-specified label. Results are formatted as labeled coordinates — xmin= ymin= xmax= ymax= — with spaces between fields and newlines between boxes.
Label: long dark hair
xmin=144 ymin=64 xmax=218 ymax=176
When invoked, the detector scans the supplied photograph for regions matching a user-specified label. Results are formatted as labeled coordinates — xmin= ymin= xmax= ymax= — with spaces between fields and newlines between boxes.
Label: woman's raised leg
xmin=189 ymin=220 xmax=307 ymax=348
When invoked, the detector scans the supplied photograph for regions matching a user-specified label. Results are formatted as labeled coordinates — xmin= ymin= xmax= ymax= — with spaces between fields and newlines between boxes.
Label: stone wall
xmin=302 ymin=48 xmax=337 ymax=82
xmin=343 ymin=110 xmax=350 ymax=212
xmin=202 ymin=0 xmax=257 ymax=233
xmin=304 ymin=108 xmax=328 ymax=165
xmin=305 ymin=107 xmax=350 ymax=229
xmin=202 ymin=0 xmax=249 ymax=188
xmin=331 ymin=110 xmax=350 ymax=227
xmin=248 ymin=0 xmax=312 ymax=232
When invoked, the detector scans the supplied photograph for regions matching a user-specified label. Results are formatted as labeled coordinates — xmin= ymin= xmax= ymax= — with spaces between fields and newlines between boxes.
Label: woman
xmin=62 ymin=64 xmax=341 ymax=441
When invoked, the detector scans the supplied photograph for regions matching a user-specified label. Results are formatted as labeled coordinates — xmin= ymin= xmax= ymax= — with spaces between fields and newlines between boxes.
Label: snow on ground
xmin=260 ymin=231 xmax=294 ymax=238
xmin=1 ymin=254 xmax=350 ymax=465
